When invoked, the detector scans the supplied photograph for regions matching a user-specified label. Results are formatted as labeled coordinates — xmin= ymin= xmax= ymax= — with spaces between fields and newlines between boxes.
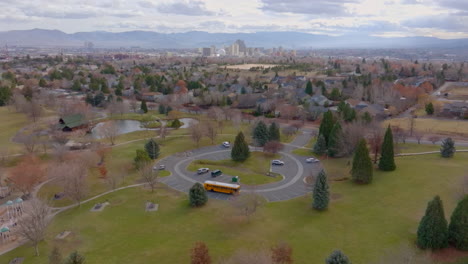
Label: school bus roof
xmin=204 ymin=180 xmax=240 ymax=189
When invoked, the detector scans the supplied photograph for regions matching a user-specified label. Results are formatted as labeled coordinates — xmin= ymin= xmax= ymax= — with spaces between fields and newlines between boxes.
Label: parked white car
xmin=222 ymin=141 xmax=231 ymax=148
xmin=197 ymin=168 xmax=210 ymax=175
xmin=272 ymin=160 xmax=285 ymax=166
xmin=306 ymin=158 xmax=319 ymax=163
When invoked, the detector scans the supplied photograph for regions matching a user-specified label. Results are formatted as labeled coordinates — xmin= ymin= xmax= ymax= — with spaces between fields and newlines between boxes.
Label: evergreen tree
xmin=313 ymin=134 xmax=327 ymax=156
xmin=39 ymin=78 xmax=47 ymax=87
xmin=268 ymin=122 xmax=281 ymax=142
xmin=0 ymin=86 xmax=12 ymax=106
xmin=189 ymin=182 xmax=208 ymax=207
xmin=362 ymin=112 xmax=372 ymax=124
xmin=448 ymin=196 xmax=468 ymax=250
xmin=325 ymin=250 xmax=351 ymax=264
xmin=417 ymin=195 xmax=448 ymax=250
xmin=329 ymin=88 xmax=341 ymax=101
xmin=141 ymin=100 xmax=148 ymax=113
xmin=305 ymin=80 xmax=313 ymax=96
xmin=319 ymin=111 xmax=335 ymax=145
xmin=440 ymin=138 xmax=455 ymax=158
xmin=134 ymin=149 xmax=151 ymax=169
xmin=351 ymin=139 xmax=373 ymax=184
xmin=48 ymin=246 xmax=62 ymax=264
xmin=158 ymin=104 xmax=166 ymax=115
xmin=379 ymin=126 xmax=396 ymax=171
xmin=313 ymin=170 xmax=329 ymax=211
xmin=71 ymin=80 xmax=81 ymax=91
xmin=171 ymin=118 xmax=182 ymax=128
xmin=166 ymin=106 xmax=173 ymax=116
xmin=64 ymin=251 xmax=85 ymax=264
xmin=327 ymin=123 xmax=343 ymax=157
xmin=231 ymin=132 xmax=250 ymax=162
xmin=253 ymin=121 xmax=269 ymax=147
xmin=144 ymin=139 xmax=160 ymax=160
xmin=425 ymin=102 xmax=434 ymax=115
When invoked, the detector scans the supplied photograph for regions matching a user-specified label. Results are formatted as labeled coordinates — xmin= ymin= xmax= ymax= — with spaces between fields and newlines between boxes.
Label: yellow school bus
xmin=203 ymin=180 xmax=240 ymax=194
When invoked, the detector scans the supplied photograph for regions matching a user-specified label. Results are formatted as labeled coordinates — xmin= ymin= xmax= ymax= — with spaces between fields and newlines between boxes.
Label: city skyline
xmin=0 ymin=0 xmax=468 ymax=39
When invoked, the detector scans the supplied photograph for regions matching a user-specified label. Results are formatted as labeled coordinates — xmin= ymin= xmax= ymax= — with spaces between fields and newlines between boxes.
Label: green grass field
xmin=3 ymin=152 xmax=468 ymax=264
xmin=187 ymin=152 xmax=281 ymax=185
xmin=0 ymin=107 xmax=28 ymax=152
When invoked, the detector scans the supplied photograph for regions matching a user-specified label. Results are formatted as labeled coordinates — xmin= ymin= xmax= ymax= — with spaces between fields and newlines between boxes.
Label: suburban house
xmin=309 ymin=95 xmax=331 ymax=106
xmin=58 ymin=114 xmax=88 ymax=132
xmin=139 ymin=92 xmax=164 ymax=102
xmin=441 ymin=102 xmax=468 ymax=118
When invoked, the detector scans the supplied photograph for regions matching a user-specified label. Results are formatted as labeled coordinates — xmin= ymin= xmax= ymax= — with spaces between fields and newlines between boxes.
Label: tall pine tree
xmin=268 ymin=122 xmax=281 ymax=142
xmin=253 ymin=121 xmax=269 ymax=147
xmin=378 ymin=126 xmax=396 ymax=171
xmin=189 ymin=182 xmax=208 ymax=207
xmin=313 ymin=170 xmax=329 ymax=211
xmin=313 ymin=134 xmax=327 ymax=156
xmin=417 ymin=195 xmax=448 ymax=250
xmin=325 ymin=250 xmax=351 ymax=264
xmin=327 ymin=122 xmax=343 ymax=157
xmin=440 ymin=138 xmax=455 ymax=158
xmin=448 ymin=196 xmax=468 ymax=250
xmin=144 ymin=138 xmax=160 ymax=160
xmin=141 ymin=100 xmax=148 ymax=113
xmin=319 ymin=111 xmax=334 ymax=145
xmin=305 ymin=80 xmax=313 ymax=96
xmin=231 ymin=132 xmax=250 ymax=162
xmin=351 ymin=139 xmax=373 ymax=184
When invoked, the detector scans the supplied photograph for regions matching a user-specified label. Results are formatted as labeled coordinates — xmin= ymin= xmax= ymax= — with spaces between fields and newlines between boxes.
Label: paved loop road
xmin=160 ymin=130 xmax=321 ymax=202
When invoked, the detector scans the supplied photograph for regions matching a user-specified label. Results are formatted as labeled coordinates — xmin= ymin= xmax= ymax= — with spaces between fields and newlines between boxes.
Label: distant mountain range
xmin=1 ymin=28 xmax=468 ymax=49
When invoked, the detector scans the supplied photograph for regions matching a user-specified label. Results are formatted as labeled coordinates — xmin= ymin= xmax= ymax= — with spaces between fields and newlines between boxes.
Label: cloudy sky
xmin=0 ymin=0 xmax=467 ymax=38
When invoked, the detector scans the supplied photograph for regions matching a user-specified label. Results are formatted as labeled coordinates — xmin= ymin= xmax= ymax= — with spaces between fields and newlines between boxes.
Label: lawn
xmin=0 ymin=107 xmax=28 ymax=152
xmin=186 ymin=152 xmax=281 ymax=185
xmin=384 ymin=117 xmax=468 ymax=136
xmin=3 ymin=153 xmax=468 ymax=264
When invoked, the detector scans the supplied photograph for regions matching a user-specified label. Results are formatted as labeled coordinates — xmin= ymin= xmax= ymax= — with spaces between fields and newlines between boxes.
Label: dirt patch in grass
xmin=331 ymin=193 xmax=343 ymax=200
xmin=431 ymin=247 xmax=468 ymax=263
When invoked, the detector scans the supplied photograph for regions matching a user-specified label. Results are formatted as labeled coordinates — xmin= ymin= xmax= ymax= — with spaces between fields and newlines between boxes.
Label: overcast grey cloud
xmin=0 ymin=0 xmax=467 ymax=39
xmin=260 ymin=0 xmax=357 ymax=16
xmin=156 ymin=1 xmax=215 ymax=16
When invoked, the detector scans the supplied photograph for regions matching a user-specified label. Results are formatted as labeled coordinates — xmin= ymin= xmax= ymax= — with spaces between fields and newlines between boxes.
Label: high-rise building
xmin=202 ymin=48 xmax=211 ymax=57
xmin=235 ymin=39 xmax=247 ymax=53
xmin=231 ymin=43 xmax=239 ymax=56
xmin=210 ymin=45 xmax=216 ymax=56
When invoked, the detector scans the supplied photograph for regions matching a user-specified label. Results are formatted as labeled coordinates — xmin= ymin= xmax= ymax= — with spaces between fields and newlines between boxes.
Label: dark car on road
xmin=211 ymin=169 xmax=223 ymax=177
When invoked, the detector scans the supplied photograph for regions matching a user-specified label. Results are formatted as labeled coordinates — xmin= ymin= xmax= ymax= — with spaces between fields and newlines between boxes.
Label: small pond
xmin=91 ymin=118 xmax=197 ymax=139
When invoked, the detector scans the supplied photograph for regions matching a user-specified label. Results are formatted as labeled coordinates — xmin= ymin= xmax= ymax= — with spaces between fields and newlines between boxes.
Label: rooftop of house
xmin=59 ymin=113 xmax=86 ymax=129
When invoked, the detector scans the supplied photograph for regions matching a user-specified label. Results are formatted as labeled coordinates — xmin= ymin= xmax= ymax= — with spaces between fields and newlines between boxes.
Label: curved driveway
xmin=159 ymin=130 xmax=321 ymax=202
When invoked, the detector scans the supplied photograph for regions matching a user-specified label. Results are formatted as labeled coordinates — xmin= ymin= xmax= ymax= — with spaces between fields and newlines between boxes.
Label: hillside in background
xmin=1 ymin=28 xmax=468 ymax=49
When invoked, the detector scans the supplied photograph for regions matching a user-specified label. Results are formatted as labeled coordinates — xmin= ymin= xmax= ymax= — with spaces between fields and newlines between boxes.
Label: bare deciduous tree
xmin=24 ymin=98 xmax=43 ymax=122
xmin=271 ymin=242 xmax=293 ymax=264
xmin=17 ymin=198 xmax=51 ymax=256
xmin=189 ymin=122 xmax=204 ymax=147
xmin=7 ymin=155 xmax=44 ymax=196
xmin=17 ymin=133 xmax=40 ymax=154
xmin=139 ymin=164 xmax=158 ymax=193
xmin=342 ymin=121 xmax=366 ymax=156
xmin=231 ymin=192 xmax=265 ymax=221
xmin=368 ymin=122 xmax=384 ymax=164
xmin=204 ymin=121 xmax=218 ymax=144
xmin=159 ymin=124 xmax=168 ymax=141
xmin=414 ymin=131 xmax=424 ymax=144
xmin=98 ymin=121 xmax=119 ymax=145
xmin=428 ymin=135 xmax=440 ymax=145
xmin=263 ymin=141 xmax=284 ymax=154
xmin=129 ymin=96 xmax=138 ymax=113
xmin=63 ymin=161 xmax=88 ymax=207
